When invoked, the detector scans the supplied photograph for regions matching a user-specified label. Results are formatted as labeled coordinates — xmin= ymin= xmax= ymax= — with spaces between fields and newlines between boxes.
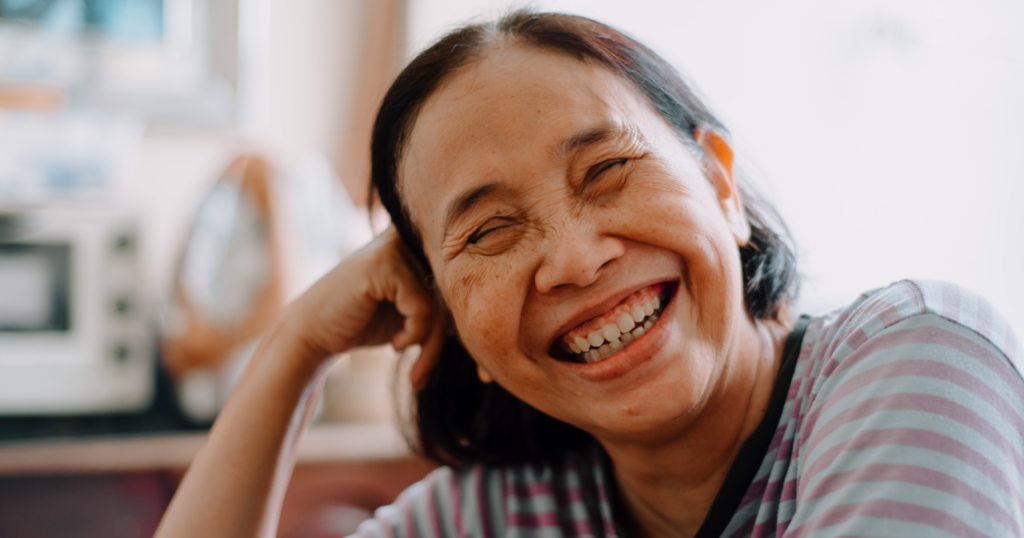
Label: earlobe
xmin=450 ymin=321 xmax=493 ymax=384
xmin=476 ymin=363 xmax=494 ymax=384
xmin=694 ymin=128 xmax=750 ymax=246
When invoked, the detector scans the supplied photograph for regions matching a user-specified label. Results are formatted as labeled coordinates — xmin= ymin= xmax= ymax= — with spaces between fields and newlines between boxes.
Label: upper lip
xmin=546 ymin=277 xmax=676 ymax=353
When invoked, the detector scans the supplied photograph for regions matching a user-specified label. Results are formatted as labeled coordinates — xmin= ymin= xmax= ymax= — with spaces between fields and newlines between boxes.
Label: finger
xmin=387 ymin=263 xmax=435 ymax=351
xmin=410 ymin=314 xmax=447 ymax=391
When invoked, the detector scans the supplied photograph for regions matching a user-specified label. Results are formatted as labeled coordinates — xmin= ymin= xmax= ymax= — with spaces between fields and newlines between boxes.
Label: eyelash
xmin=582 ymin=158 xmax=627 ymax=189
xmin=468 ymin=220 xmax=514 ymax=244
xmin=466 ymin=158 xmax=628 ymax=245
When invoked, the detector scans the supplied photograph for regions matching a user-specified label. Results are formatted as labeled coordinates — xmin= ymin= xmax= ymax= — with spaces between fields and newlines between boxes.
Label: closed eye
xmin=468 ymin=217 xmax=516 ymax=245
xmin=581 ymin=158 xmax=627 ymax=190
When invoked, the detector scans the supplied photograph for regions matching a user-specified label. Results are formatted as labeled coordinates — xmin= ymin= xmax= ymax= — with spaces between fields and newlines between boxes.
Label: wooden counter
xmin=0 ymin=423 xmax=438 ymax=537
xmin=0 ymin=422 xmax=411 ymax=474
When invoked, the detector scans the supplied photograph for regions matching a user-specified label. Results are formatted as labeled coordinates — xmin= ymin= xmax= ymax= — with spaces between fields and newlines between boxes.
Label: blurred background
xmin=0 ymin=0 xmax=1021 ymax=536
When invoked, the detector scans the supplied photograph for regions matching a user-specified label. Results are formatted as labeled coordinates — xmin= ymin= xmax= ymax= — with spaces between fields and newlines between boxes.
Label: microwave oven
xmin=0 ymin=208 xmax=153 ymax=414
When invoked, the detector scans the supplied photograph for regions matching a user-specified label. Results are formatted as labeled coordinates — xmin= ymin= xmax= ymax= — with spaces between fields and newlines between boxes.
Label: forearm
xmin=154 ymin=228 xmax=441 ymax=537
xmin=155 ymin=318 xmax=327 ymax=538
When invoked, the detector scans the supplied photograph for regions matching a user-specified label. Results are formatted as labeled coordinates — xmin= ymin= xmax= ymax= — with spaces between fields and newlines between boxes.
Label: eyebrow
xmin=556 ymin=122 xmax=625 ymax=160
xmin=442 ymin=182 xmax=505 ymax=240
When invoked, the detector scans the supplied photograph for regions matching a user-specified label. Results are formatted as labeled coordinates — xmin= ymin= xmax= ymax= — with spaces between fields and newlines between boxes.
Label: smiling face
xmin=400 ymin=43 xmax=761 ymax=444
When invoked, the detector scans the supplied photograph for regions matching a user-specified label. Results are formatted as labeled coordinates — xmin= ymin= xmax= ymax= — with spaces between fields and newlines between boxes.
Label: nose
xmin=534 ymin=218 xmax=625 ymax=295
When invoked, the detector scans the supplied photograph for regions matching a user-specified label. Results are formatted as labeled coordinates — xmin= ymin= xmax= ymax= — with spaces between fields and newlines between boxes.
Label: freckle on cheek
xmin=450 ymin=270 xmax=484 ymax=312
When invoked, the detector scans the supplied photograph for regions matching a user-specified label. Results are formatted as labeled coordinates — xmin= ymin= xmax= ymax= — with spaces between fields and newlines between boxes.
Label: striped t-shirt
xmin=354 ymin=280 xmax=1024 ymax=537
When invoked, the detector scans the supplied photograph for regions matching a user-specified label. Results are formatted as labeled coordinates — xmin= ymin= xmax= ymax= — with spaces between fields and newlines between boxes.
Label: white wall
xmin=407 ymin=0 xmax=1024 ymax=332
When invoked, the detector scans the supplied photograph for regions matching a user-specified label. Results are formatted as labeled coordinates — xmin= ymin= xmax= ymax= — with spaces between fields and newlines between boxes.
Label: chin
xmin=580 ymin=382 xmax=708 ymax=444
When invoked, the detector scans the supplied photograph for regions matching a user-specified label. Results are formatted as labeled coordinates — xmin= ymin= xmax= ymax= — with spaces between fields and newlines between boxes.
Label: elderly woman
xmin=156 ymin=11 xmax=1024 ymax=538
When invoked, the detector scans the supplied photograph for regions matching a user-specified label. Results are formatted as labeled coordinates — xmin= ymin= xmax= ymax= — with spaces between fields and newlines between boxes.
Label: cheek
xmin=442 ymin=257 xmax=532 ymax=366
xmin=608 ymin=168 xmax=745 ymax=328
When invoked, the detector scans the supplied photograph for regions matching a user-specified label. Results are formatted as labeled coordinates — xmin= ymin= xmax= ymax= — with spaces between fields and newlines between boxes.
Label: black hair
xmin=370 ymin=10 xmax=799 ymax=469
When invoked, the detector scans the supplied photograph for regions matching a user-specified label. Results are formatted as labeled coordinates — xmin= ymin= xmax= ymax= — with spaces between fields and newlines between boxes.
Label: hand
xmin=279 ymin=226 xmax=446 ymax=386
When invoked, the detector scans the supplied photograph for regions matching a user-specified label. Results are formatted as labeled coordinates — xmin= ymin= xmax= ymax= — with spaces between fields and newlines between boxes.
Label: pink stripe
xmin=426 ymin=480 xmax=443 ymax=538
xmin=402 ymin=492 xmax=421 ymax=538
xmin=877 ymin=303 xmax=904 ymax=327
xmin=803 ymin=463 xmax=1020 ymax=534
xmin=726 ymin=514 xmax=756 ymax=538
xmin=784 ymin=377 xmax=801 ymax=404
xmin=800 ymin=427 xmax=1021 ymax=506
xmin=819 ymin=312 xmax=853 ymax=367
xmin=760 ymin=438 xmax=795 ymax=502
xmin=844 ymin=328 xmax=868 ymax=356
xmin=805 ymin=391 xmax=1023 ymax=477
xmin=786 ymin=499 xmax=988 ymax=538
xmin=816 ymin=358 xmax=1024 ymax=437
xmin=906 ymin=324 xmax=1021 ymax=384
xmin=792 ymin=341 xmax=828 ymax=452
xmin=735 ymin=427 xmax=795 ymax=513
xmin=804 ymin=321 xmax=834 ymax=374
xmin=759 ymin=471 xmax=784 ymax=504
xmin=508 ymin=511 xmax=559 ymax=527
xmin=450 ymin=472 xmax=465 ymax=538
xmin=774 ymin=433 xmax=795 ymax=462
xmin=576 ymin=519 xmax=596 ymax=536
xmin=753 ymin=514 xmax=782 ymax=532
xmin=509 ymin=512 xmax=593 ymax=536
xmin=567 ymin=487 xmax=584 ymax=504
xmin=506 ymin=479 xmax=585 ymax=503
xmin=475 ymin=467 xmax=493 ymax=538
xmin=814 ymin=327 xmax=871 ymax=387
xmin=942 ymin=283 xmax=962 ymax=324
xmin=573 ymin=515 xmax=596 ymax=537
xmin=790 ymin=336 xmax=823 ymax=407
xmin=736 ymin=474 xmax=769 ymax=511
xmin=797 ymin=325 xmax=1023 ymax=454
xmin=976 ymin=297 xmax=993 ymax=341
xmin=781 ymin=476 xmax=798 ymax=502
xmin=862 ymin=295 xmax=908 ymax=325
xmin=751 ymin=513 xmax=782 ymax=537
xmin=507 ymin=480 xmax=553 ymax=498
xmin=765 ymin=422 xmax=790 ymax=454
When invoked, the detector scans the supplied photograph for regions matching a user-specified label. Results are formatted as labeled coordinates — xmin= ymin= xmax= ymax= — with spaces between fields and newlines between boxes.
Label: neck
xmin=599 ymin=318 xmax=790 ymax=538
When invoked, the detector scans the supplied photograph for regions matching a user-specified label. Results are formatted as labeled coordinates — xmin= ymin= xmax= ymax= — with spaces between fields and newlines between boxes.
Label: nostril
xmin=536 ymin=236 xmax=624 ymax=293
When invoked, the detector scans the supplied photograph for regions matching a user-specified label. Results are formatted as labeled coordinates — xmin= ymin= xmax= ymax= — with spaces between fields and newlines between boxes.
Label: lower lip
xmin=558 ymin=283 xmax=679 ymax=383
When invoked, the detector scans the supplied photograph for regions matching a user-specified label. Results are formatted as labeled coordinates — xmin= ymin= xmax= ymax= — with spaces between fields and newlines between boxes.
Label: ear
xmin=694 ymin=128 xmax=750 ymax=246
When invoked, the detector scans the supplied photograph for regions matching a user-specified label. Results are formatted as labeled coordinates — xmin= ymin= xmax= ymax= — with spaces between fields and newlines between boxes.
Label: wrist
xmin=257 ymin=312 xmax=332 ymax=382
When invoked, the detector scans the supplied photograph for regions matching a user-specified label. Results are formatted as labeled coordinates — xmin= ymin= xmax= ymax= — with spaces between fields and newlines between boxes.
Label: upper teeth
xmin=564 ymin=296 xmax=662 ymax=363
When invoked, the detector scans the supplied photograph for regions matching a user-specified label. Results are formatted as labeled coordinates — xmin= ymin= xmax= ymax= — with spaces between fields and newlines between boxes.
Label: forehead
xmin=399 ymin=44 xmax=658 ymax=243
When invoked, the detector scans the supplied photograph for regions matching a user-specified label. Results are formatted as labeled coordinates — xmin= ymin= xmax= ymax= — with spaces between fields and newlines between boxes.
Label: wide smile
xmin=550 ymin=281 xmax=676 ymax=364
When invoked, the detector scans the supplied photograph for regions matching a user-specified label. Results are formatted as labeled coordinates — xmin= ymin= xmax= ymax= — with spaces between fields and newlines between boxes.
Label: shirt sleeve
xmin=352 ymin=465 xmax=482 ymax=538
xmin=784 ymin=307 xmax=1024 ymax=537
xmin=351 ymin=456 xmax=617 ymax=538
